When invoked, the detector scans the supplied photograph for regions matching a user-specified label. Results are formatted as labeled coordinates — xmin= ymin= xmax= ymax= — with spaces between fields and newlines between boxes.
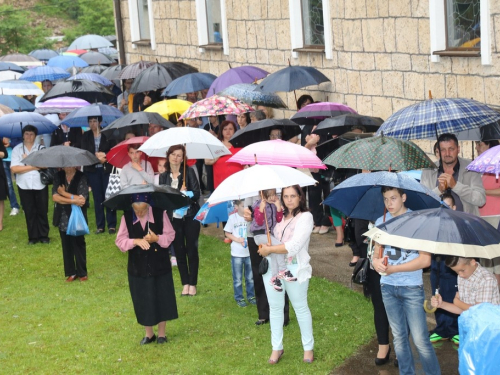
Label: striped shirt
xmin=458 ymin=264 xmax=500 ymax=306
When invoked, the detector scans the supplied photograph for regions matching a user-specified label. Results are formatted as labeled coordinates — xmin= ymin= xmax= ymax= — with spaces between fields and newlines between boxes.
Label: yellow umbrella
xmin=144 ymin=99 xmax=192 ymax=121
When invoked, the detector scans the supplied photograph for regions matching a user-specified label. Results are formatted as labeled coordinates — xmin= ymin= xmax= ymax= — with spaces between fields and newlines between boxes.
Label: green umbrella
xmin=323 ymin=135 xmax=435 ymax=171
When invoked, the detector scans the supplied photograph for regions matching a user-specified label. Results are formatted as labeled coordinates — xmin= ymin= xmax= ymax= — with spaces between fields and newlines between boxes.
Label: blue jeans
xmin=381 ymin=284 xmax=441 ymax=375
xmin=231 ymin=256 xmax=255 ymax=302
xmin=3 ymin=161 xmax=19 ymax=209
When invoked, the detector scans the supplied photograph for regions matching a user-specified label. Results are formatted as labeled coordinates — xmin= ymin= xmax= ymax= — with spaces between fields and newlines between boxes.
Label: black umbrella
xmin=257 ymin=65 xmax=330 ymax=93
xmin=101 ymin=112 xmax=175 ymax=140
xmin=160 ymin=62 xmax=198 ymax=79
xmin=118 ymin=61 xmax=155 ymax=80
xmin=101 ymin=65 xmax=126 ymax=80
xmin=22 ymin=145 xmax=100 ymax=168
xmin=103 ymin=184 xmax=191 ymax=211
xmin=39 ymin=80 xmax=115 ymax=103
xmin=79 ymin=65 xmax=108 ymax=74
xmin=79 ymin=51 xmax=114 ymax=66
xmin=313 ymin=115 xmax=384 ymax=137
xmin=229 ymin=119 xmax=301 ymax=148
xmin=129 ymin=64 xmax=175 ymax=94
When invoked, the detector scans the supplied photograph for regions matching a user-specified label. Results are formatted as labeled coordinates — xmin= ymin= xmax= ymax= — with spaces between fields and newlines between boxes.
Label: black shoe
xmin=95 ymin=229 xmax=105 ymax=234
xmin=157 ymin=336 xmax=167 ymax=344
xmin=40 ymin=238 xmax=50 ymax=244
xmin=375 ymin=346 xmax=391 ymax=366
xmin=335 ymin=242 xmax=344 ymax=247
xmin=108 ymin=228 xmax=116 ymax=234
xmin=255 ymin=319 xmax=269 ymax=326
xmin=140 ymin=334 xmax=156 ymax=345
xmin=28 ymin=240 xmax=39 ymax=245
xmin=283 ymin=320 xmax=290 ymax=327
xmin=348 ymin=261 xmax=357 ymax=267
xmin=394 ymin=358 xmax=399 ymax=368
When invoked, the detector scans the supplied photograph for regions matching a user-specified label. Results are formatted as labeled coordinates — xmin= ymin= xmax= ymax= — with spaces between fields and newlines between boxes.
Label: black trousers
xmin=60 ymin=230 xmax=87 ymax=277
xmin=18 ymin=186 xmax=49 ymax=241
xmin=367 ymin=268 xmax=390 ymax=345
xmin=350 ymin=219 xmax=369 ymax=257
xmin=248 ymin=237 xmax=289 ymax=322
xmin=308 ymin=176 xmax=331 ymax=227
xmin=172 ymin=217 xmax=200 ymax=286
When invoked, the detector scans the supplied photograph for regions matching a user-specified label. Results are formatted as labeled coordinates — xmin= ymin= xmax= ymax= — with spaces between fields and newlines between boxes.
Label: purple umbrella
xmin=207 ymin=65 xmax=269 ymax=97
xmin=467 ymin=145 xmax=500 ymax=178
xmin=35 ymin=96 xmax=91 ymax=115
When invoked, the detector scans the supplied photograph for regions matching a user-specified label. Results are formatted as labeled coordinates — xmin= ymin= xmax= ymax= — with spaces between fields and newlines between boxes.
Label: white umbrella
xmin=68 ymin=35 xmax=113 ymax=50
xmin=0 ymin=80 xmax=44 ymax=96
xmin=207 ymin=164 xmax=317 ymax=205
xmin=138 ymin=127 xmax=231 ymax=159
xmin=0 ymin=70 xmax=23 ymax=82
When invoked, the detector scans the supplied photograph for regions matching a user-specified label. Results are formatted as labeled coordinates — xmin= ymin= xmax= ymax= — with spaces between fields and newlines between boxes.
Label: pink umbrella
xmin=228 ymin=139 xmax=326 ymax=169
xmin=35 ymin=96 xmax=91 ymax=115
xmin=179 ymin=95 xmax=254 ymax=119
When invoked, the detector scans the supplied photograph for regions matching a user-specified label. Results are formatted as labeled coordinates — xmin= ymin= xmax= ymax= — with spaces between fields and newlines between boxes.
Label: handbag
xmin=343 ymin=218 xmax=355 ymax=244
xmin=39 ymin=168 xmax=56 ymax=185
xmin=66 ymin=204 xmax=90 ymax=236
xmin=258 ymin=257 xmax=269 ymax=275
xmin=351 ymin=258 xmax=369 ymax=286
xmin=105 ymin=167 xmax=121 ymax=199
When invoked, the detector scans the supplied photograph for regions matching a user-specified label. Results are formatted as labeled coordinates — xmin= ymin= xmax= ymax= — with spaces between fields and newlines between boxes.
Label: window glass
xmin=206 ymin=0 xmax=223 ymax=44
xmin=446 ymin=0 xmax=480 ymax=49
xmin=301 ymin=0 xmax=325 ymax=46
xmin=137 ymin=0 xmax=151 ymax=40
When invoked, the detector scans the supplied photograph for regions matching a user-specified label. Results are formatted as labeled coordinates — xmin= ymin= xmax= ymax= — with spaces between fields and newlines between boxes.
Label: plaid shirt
xmin=458 ymin=264 xmax=500 ymax=306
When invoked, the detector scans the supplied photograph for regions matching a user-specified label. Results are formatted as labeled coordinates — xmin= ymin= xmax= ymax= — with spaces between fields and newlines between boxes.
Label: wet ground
xmin=202 ymin=225 xmax=460 ymax=375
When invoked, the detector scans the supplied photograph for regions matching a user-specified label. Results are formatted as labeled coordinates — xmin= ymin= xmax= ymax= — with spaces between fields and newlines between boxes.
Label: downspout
xmin=113 ymin=0 xmax=127 ymax=65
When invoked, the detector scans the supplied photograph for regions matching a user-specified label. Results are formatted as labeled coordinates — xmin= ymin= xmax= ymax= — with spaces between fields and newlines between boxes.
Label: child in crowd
xmin=224 ymin=200 xmax=256 ymax=307
xmin=251 ymin=189 xmax=296 ymax=292
xmin=154 ymin=158 xmax=167 ymax=185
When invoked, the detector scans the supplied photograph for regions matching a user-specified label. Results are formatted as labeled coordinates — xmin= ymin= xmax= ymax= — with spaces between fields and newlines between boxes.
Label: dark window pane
xmin=301 ymin=0 xmax=325 ymax=46
xmin=446 ymin=0 xmax=480 ymax=48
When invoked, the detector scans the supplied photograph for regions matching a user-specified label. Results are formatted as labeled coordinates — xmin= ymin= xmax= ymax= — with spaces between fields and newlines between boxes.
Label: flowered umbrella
xmin=218 ymin=83 xmax=287 ymax=109
xmin=0 ymin=95 xmax=35 ymax=112
xmin=0 ymin=80 xmax=43 ymax=96
xmin=68 ymin=73 xmax=113 ymax=86
xmin=466 ymin=144 xmax=500 ymax=178
xmin=162 ymin=72 xmax=217 ymax=97
xmin=0 ymin=112 xmax=57 ymax=138
xmin=144 ymin=99 xmax=192 ymax=121
xmin=179 ymin=95 xmax=254 ymax=119
xmin=61 ymin=103 xmax=123 ymax=128
xmin=35 ymin=96 xmax=91 ymax=115
xmin=19 ymin=66 xmax=71 ymax=82
xmin=68 ymin=35 xmax=113 ymax=50
xmin=118 ymin=60 xmax=155 ymax=80
xmin=207 ymin=65 xmax=269 ymax=97
xmin=323 ymin=135 xmax=436 ymax=171
xmin=47 ymin=56 xmax=89 ymax=70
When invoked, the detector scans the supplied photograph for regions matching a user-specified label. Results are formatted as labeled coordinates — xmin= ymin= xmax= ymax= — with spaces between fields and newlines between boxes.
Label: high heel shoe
xmin=375 ymin=346 xmax=391 ymax=366
xmin=268 ymin=349 xmax=284 ymax=364
xmin=303 ymin=350 xmax=314 ymax=363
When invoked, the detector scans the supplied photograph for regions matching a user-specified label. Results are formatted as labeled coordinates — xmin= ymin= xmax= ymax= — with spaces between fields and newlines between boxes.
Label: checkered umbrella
xmin=118 ymin=61 xmax=155 ymax=80
xmin=376 ymin=98 xmax=500 ymax=140
xmin=20 ymin=66 xmax=71 ymax=82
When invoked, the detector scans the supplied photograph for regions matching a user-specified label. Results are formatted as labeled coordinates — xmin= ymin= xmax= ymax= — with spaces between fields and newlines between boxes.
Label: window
xmin=445 ymin=0 xmax=480 ymax=50
xmin=301 ymin=0 xmax=325 ymax=46
xmin=136 ymin=0 xmax=151 ymax=40
xmin=195 ymin=0 xmax=229 ymax=54
xmin=206 ymin=0 xmax=223 ymax=44
xmin=128 ymin=0 xmax=156 ymax=49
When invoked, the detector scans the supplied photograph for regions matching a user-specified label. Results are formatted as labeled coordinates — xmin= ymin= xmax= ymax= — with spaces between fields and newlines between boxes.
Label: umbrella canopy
xmin=0 ymin=53 xmax=43 ymax=67
xmin=258 ymin=66 xmax=330 ymax=93
xmin=19 ymin=66 xmax=71 ymax=82
xmin=29 ymin=49 xmax=59 ymax=61
xmin=79 ymin=65 xmax=108 ymax=75
xmin=79 ymin=51 xmax=114 ymax=66
xmin=291 ymin=102 xmax=357 ymax=125
xmin=194 ymin=201 xmax=230 ymax=226
xmin=0 ymin=62 xmax=24 ymax=73
xmin=68 ymin=73 xmax=113 ymax=86
xmin=62 ymin=103 xmax=123 ymax=128
xmin=365 ymin=208 xmax=500 ymax=259
xmin=118 ymin=61 xmax=155 ymax=80
xmin=39 ymin=80 xmax=115 ymax=103
xmin=466 ymin=144 xmax=500 ymax=178
xmin=106 ymin=136 xmax=159 ymax=171
xmin=103 ymin=183 xmax=191 ymax=211
xmin=207 ymin=65 xmax=269 ymax=97
xmin=139 ymin=127 xmax=231 ymax=159
xmin=129 ymin=63 xmax=175 ymax=94
xmin=0 ymin=80 xmax=43 ymax=96
xmin=35 ymin=96 xmax=90 ymax=115
xmin=323 ymin=135 xmax=436 ymax=171
xmin=207 ymin=164 xmax=317 ymax=205
xmin=375 ymin=98 xmax=500 ymax=140
xmin=160 ymin=62 xmax=199 ymax=79
xmin=98 ymin=47 xmax=118 ymax=58
xmin=179 ymin=95 xmax=254 ymax=119
xmin=218 ymin=83 xmax=287 ymax=109
xmin=0 ymin=104 xmax=14 ymax=116
xmin=0 ymin=71 xmax=22 ymax=81
xmin=101 ymin=112 xmax=174 ymax=140
xmin=162 ymin=72 xmax=217 ymax=97
xmin=66 ymin=49 xmax=88 ymax=55
xmin=0 ymin=112 xmax=57 ymax=138
xmin=323 ymin=171 xmax=442 ymax=221
xmin=313 ymin=114 xmax=384 ymax=137
xmin=229 ymin=139 xmax=326 ymax=169
xmin=47 ymin=56 xmax=89 ymax=70
xmin=68 ymin=34 xmax=113 ymax=50
xmin=101 ymin=64 xmax=126 ymax=81
xmin=0 ymin=95 xmax=35 ymax=112
xmin=22 ymin=145 xmax=100 ymax=168
xmin=229 ymin=119 xmax=301 ymax=148
xmin=144 ymin=99 xmax=194 ymax=120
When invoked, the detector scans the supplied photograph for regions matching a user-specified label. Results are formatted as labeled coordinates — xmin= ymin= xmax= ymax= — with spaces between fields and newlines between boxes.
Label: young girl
xmin=251 ymin=189 xmax=297 ymax=291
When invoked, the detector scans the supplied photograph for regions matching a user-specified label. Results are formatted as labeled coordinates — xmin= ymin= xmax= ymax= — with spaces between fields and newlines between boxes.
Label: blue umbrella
xmin=162 ymin=72 xmax=217 ymax=97
xmin=29 ymin=49 xmax=59 ymax=62
xmin=0 ymin=112 xmax=57 ymax=138
xmin=194 ymin=201 xmax=232 ymax=227
xmin=20 ymin=66 xmax=71 ymax=82
xmin=68 ymin=73 xmax=113 ymax=86
xmin=375 ymin=98 xmax=500 ymax=140
xmin=0 ymin=95 xmax=35 ymax=112
xmin=62 ymin=103 xmax=124 ymax=128
xmin=218 ymin=83 xmax=287 ymax=109
xmin=47 ymin=56 xmax=89 ymax=70
xmin=0 ymin=62 xmax=24 ymax=73
xmin=323 ymin=171 xmax=442 ymax=221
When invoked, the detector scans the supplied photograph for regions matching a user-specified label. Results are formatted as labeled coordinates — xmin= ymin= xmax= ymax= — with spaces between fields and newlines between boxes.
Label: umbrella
xmin=312 ymin=114 xmax=384 ymax=137
xmin=179 ymin=95 xmax=254 ymax=119
xmin=207 ymin=65 xmax=269 ymax=97
xmin=160 ymin=62 xmax=199 ymax=79
xmin=98 ymin=47 xmax=118 ymax=57
xmin=29 ymin=49 xmax=59 ymax=61
xmin=0 ymin=104 xmax=14 ymax=116
xmin=229 ymin=119 xmax=301 ymax=148
xmin=101 ymin=64 xmax=126 ymax=80
xmin=68 ymin=73 xmax=113 ymax=86
xmin=364 ymin=207 xmax=500 ymax=259
xmin=0 ymin=62 xmax=24 ymax=73
xmin=207 ymin=164 xmax=317 ymax=205
xmin=35 ymin=97 xmax=90 ymax=115
xmin=139 ymin=127 xmax=231 ymax=159
xmin=375 ymin=98 xmax=500 ymax=140
xmin=129 ymin=63 xmax=176 ymax=94
xmin=323 ymin=172 xmax=442 ymax=222
xmin=144 ymin=99 xmax=193 ymax=120
xmin=118 ymin=60 xmax=155 ymax=80
xmin=0 ymin=80 xmax=43 ymax=96
xmin=103 ymin=183 xmax=191 ymax=211
xmin=79 ymin=51 xmax=114 ymax=66
xmin=19 ymin=66 xmax=71 ymax=82
xmin=162 ymin=72 xmax=217 ymax=97
xmin=101 ymin=112 xmax=175 ymax=140
xmin=61 ymin=103 xmax=123 ymax=128
xmin=194 ymin=201 xmax=231 ymax=226
xmin=466 ymin=144 xmax=500 ymax=178
xmin=323 ymin=135 xmax=436 ymax=171
xmin=68 ymin=34 xmax=113 ymax=50
xmin=257 ymin=65 xmax=330 ymax=93
xmin=228 ymin=139 xmax=326 ymax=169
xmin=0 ymin=112 xmax=57 ymax=138
xmin=22 ymin=145 xmax=100 ymax=168
xmin=66 ymin=49 xmax=88 ymax=55
xmin=0 ymin=71 xmax=22 ymax=81
xmin=106 ymin=136 xmax=159 ymax=171
xmin=39 ymin=80 xmax=115 ymax=103
xmin=218 ymin=83 xmax=287 ymax=109
xmin=291 ymin=102 xmax=357 ymax=125
xmin=79 ymin=65 xmax=108 ymax=75
xmin=0 ymin=54 xmax=43 ymax=67
xmin=0 ymin=96 xmax=35 ymax=112
xmin=47 ymin=56 xmax=89 ymax=70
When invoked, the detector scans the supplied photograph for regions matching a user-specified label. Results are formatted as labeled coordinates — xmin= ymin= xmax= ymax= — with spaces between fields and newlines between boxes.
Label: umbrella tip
xmin=428 ymin=90 xmax=433 ymax=99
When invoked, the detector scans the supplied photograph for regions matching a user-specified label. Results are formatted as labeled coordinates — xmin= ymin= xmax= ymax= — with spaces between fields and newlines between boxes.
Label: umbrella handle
xmin=260 ymin=190 xmax=272 ymax=245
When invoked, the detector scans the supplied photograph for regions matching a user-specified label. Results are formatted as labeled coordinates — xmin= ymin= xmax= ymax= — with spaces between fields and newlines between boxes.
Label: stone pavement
xmin=201 ymin=225 xmax=460 ymax=375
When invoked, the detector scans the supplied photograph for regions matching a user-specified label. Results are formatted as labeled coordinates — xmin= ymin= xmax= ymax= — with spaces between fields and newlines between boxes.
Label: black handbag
xmin=351 ymin=258 xmax=369 ymax=286
xmin=258 ymin=257 xmax=269 ymax=275
xmin=344 ymin=218 xmax=355 ymax=244
xmin=39 ymin=168 xmax=57 ymax=185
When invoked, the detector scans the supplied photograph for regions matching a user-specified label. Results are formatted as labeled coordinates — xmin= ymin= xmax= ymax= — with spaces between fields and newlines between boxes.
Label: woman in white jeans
xmin=258 ymin=185 xmax=314 ymax=364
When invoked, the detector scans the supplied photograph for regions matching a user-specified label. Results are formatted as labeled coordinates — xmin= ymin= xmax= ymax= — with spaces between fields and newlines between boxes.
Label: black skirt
xmin=128 ymin=272 xmax=178 ymax=326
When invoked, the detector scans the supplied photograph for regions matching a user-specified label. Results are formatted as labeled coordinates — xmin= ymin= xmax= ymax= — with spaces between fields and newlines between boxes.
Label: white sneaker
xmin=171 ymin=256 xmax=177 ymax=267
xmin=10 ymin=208 xmax=19 ymax=216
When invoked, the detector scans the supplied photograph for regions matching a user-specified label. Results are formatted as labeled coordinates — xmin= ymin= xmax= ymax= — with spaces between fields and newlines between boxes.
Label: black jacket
xmin=50 ymin=126 xmax=83 ymax=147
xmin=158 ymin=166 xmax=200 ymax=218
xmin=78 ymin=130 xmax=115 ymax=173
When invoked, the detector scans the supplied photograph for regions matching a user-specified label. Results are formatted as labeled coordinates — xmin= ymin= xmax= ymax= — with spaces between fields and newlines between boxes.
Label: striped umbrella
xmin=68 ymin=73 xmax=113 ymax=86
xmin=35 ymin=96 xmax=91 ymax=115
xmin=20 ymin=66 xmax=71 ymax=82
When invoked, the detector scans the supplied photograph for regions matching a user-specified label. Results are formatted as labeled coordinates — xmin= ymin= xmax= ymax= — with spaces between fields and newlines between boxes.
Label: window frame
xmin=128 ymin=0 xmax=157 ymax=50
xmin=195 ymin=0 xmax=229 ymax=55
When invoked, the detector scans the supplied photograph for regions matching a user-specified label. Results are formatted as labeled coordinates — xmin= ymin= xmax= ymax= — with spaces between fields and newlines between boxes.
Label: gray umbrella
xmin=101 ymin=112 xmax=175 ymax=140
xmin=22 ymin=145 xmax=100 ymax=168
xmin=68 ymin=34 xmax=113 ymax=50
xmin=79 ymin=52 xmax=114 ymax=66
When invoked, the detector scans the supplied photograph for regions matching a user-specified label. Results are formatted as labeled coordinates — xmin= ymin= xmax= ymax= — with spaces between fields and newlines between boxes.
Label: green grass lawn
xmin=0 ymin=195 xmax=374 ymax=374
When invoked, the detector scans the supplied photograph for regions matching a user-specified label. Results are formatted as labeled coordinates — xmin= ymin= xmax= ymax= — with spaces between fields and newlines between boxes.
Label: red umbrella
xmin=66 ymin=49 xmax=88 ymax=55
xmin=106 ymin=136 xmax=160 ymax=172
